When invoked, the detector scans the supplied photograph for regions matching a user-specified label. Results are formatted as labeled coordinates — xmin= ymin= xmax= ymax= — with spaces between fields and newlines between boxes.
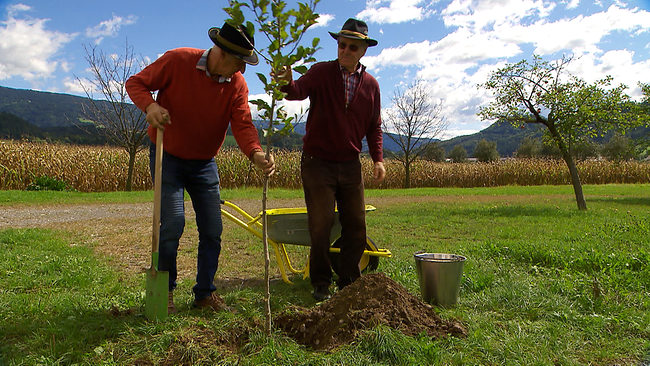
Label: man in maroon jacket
xmin=278 ymin=18 xmax=386 ymax=300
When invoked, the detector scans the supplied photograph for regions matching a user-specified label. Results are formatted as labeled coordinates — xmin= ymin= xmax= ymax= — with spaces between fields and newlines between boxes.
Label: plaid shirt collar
xmin=340 ymin=62 xmax=363 ymax=107
xmin=196 ymin=48 xmax=231 ymax=83
xmin=339 ymin=62 xmax=363 ymax=76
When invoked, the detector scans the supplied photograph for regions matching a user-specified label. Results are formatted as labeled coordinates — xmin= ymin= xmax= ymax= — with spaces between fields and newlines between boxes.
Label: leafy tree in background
xmin=75 ymin=40 xmax=148 ymax=191
xmin=424 ymin=141 xmax=447 ymax=162
xmin=571 ymin=138 xmax=600 ymax=161
xmin=636 ymin=82 xmax=650 ymax=158
xmin=601 ymin=133 xmax=636 ymax=161
xmin=448 ymin=144 xmax=468 ymax=163
xmin=473 ymin=139 xmax=499 ymax=162
xmin=383 ymin=79 xmax=447 ymax=188
xmin=516 ymin=137 xmax=542 ymax=158
xmin=224 ymin=0 xmax=320 ymax=335
xmin=478 ymin=55 xmax=636 ymax=211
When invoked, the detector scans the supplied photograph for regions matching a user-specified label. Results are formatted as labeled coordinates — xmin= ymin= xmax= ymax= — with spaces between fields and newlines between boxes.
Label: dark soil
xmin=274 ymin=272 xmax=467 ymax=350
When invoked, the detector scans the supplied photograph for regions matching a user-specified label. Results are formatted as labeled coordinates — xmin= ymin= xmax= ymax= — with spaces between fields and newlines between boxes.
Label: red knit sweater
xmin=126 ymin=47 xmax=262 ymax=160
xmin=281 ymin=60 xmax=383 ymax=162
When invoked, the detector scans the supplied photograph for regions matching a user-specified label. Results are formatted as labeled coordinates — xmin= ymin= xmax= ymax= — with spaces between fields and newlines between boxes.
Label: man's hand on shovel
xmin=146 ymin=102 xmax=171 ymax=130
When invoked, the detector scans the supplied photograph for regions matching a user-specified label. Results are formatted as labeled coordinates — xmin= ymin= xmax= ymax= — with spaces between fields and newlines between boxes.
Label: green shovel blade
xmin=145 ymin=252 xmax=169 ymax=321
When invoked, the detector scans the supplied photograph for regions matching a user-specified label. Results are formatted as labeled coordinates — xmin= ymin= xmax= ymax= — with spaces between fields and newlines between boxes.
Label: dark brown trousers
xmin=301 ymin=152 xmax=366 ymax=289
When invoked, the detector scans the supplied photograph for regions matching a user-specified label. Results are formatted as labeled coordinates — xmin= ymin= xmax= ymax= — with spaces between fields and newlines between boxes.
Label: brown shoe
xmin=168 ymin=292 xmax=178 ymax=314
xmin=193 ymin=292 xmax=229 ymax=312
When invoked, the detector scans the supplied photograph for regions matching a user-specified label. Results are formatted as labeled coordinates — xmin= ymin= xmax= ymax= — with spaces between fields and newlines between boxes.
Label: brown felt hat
xmin=208 ymin=22 xmax=259 ymax=65
xmin=329 ymin=18 xmax=378 ymax=47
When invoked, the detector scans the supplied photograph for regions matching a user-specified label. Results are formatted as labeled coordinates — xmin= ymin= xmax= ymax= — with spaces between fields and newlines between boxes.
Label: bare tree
xmin=75 ymin=40 xmax=149 ymax=191
xmin=383 ymin=80 xmax=447 ymax=188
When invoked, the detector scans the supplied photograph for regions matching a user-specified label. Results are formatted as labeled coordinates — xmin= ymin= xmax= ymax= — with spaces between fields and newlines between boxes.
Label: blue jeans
xmin=149 ymin=144 xmax=223 ymax=302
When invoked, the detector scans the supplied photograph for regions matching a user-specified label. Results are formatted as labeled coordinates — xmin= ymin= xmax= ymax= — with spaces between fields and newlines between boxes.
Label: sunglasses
xmin=338 ymin=41 xmax=361 ymax=52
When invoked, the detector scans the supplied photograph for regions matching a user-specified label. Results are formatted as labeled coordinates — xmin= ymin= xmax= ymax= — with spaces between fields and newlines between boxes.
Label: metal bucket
xmin=414 ymin=252 xmax=466 ymax=306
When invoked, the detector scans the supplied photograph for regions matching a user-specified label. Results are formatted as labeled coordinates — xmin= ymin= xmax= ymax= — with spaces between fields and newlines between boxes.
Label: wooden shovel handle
xmin=152 ymin=128 xmax=163 ymax=254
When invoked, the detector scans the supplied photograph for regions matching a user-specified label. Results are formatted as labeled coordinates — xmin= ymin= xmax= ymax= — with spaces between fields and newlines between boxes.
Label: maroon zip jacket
xmin=281 ymin=60 xmax=383 ymax=162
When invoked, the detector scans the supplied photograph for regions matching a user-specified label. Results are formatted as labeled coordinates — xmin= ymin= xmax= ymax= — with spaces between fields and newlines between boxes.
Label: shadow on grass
xmin=444 ymin=205 xmax=580 ymax=219
xmin=0 ymin=276 xmax=320 ymax=364
xmin=0 ymin=304 xmax=143 ymax=364
xmin=588 ymin=196 xmax=650 ymax=207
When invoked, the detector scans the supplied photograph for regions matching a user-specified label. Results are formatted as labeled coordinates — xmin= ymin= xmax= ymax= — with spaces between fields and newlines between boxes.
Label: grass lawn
xmin=1 ymin=184 xmax=649 ymax=365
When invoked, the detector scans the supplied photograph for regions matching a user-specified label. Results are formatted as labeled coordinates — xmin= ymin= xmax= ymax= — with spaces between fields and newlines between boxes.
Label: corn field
xmin=1 ymin=140 xmax=649 ymax=192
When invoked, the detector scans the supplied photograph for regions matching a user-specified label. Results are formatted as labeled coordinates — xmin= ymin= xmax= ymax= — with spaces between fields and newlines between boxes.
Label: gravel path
xmin=0 ymin=203 xmax=153 ymax=229
xmin=0 ymin=197 xmax=312 ymax=229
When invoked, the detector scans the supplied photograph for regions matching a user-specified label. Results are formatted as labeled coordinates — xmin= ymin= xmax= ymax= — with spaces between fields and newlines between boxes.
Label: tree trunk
xmin=262 ymin=175 xmax=271 ymax=335
xmin=547 ymin=122 xmax=587 ymax=211
xmin=402 ymin=151 xmax=412 ymax=189
xmin=404 ymin=162 xmax=411 ymax=189
xmin=262 ymin=107 xmax=274 ymax=336
xmin=563 ymin=151 xmax=587 ymax=211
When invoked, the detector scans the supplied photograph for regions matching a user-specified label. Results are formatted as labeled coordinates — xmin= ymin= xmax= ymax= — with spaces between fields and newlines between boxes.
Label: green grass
xmin=1 ymin=184 xmax=650 ymax=365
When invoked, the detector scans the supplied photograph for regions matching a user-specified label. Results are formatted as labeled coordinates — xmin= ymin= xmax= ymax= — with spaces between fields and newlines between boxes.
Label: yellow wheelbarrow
xmin=220 ymin=200 xmax=392 ymax=284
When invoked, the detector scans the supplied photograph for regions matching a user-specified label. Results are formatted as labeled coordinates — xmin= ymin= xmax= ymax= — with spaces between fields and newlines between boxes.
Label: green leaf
xmin=249 ymin=99 xmax=271 ymax=111
xmin=256 ymin=72 xmax=268 ymax=86
xmin=245 ymin=21 xmax=256 ymax=38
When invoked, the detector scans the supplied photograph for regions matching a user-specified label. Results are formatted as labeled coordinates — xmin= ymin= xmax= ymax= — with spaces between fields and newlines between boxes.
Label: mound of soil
xmin=274 ymin=273 xmax=467 ymax=350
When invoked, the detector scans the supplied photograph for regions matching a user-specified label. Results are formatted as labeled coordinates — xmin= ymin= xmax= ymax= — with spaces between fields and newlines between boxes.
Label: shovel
xmin=145 ymin=128 xmax=168 ymax=321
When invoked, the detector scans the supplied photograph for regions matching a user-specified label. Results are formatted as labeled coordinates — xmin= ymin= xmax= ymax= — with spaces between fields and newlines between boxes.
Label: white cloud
xmin=0 ymin=5 xmax=75 ymax=80
xmin=313 ymin=13 xmax=335 ymax=28
xmin=561 ymin=0 xmax=580 ymax=10
xmin=248 ymin=93 xmax=310 ymax=122
xmin=496 ymin=5 xmax=650 ymax=55
xmin=363 ymin=29 xmax=522 ymax=135
xmin=356 ymin=0 xmax=434 ymax=24
xmin=442 ymin=0 xmax=556 ymax=31
xmin=63 ymin=76 xmax=88 ymax=94
xmin=85 ymin=14 xmax=137 ymax=44
xmin=364 ymin=28 xmax=520 ymax=74
xmin=366 ymin=1 xmax=650 ymax=136
xmin=7 ymin=3 xmax=31 ymax=17
xmin=567 ymin=49 xmax=650 ymax=100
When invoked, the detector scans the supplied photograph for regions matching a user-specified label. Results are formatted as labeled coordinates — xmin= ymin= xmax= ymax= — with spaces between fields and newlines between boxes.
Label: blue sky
xmin=0 ymin=0 xmax=649 ymax=139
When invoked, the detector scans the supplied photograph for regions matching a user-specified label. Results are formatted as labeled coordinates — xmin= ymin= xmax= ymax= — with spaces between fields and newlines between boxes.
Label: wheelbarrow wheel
xmin=329 ymin=236 xmax=380 ymax=275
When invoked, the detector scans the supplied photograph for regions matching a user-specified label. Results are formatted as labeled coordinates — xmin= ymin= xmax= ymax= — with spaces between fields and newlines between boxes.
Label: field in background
xmin=1 ymin=140 xmax=650 ymax=192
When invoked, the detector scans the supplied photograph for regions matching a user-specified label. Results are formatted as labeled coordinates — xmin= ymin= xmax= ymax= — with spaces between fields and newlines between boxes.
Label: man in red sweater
xmin=278 ymin=18 xmax=386 ymax=301
xmin=126 ymin=22 xmax=274 ymax=313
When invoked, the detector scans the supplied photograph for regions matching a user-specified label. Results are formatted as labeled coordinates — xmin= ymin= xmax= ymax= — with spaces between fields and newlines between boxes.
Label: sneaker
xmin=193 ymin=292 xmax=229 ymax=312
xmin=312 ymin=285 xmax=332 ymax=301
xmin=168 ymin=292 xmax=178 ymax=314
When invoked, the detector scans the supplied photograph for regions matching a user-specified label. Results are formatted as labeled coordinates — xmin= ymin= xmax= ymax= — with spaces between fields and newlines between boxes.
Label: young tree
xmin=383 ymin=80 xmax=447 ymax=188
xmin=224 ymin=0 xmax=320 ymax=335
xmin=478 ymin=55 xmax=634 ymax=210
xmin=448 ymin=144 xmax=468 ymax=163
xmin=75 ymin=40 xmax=148 ymax=191
xmin=473 ymin=139 xmax=499 ymax=162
